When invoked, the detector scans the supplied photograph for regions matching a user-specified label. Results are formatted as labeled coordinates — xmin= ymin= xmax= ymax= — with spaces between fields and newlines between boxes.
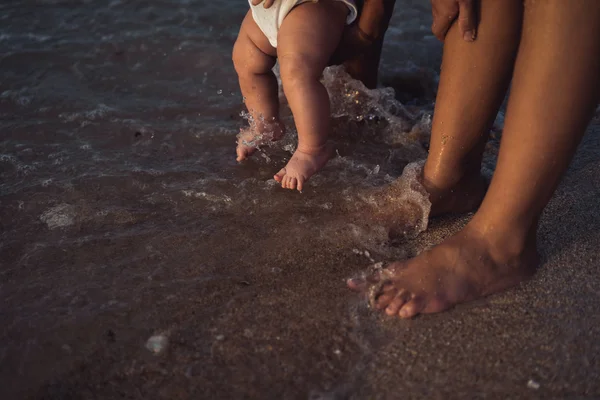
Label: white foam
xmin=59 ymin=104 xmax=115 ymax=122
xmin=389 ymin=160 xmax=431 ymax=236
xmin=182 ymin=190 xmax=232 ymax=204
xmin=40 ymin=204 xmax=76 ymax=229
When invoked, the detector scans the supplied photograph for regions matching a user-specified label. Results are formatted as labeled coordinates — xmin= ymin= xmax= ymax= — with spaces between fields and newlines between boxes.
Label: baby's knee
xmin=233 ymin=36 xmax=277 ymax=79
xmin=279 ymin=53 xmax=322 ymax=88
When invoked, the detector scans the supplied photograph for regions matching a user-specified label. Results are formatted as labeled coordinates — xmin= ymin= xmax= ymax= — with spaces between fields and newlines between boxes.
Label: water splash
xmin=230 ymin=67 xmax=433 ymax=250
xmin=370 ymin=160 xmax=431 ymax=238
xmin=236 ymin=66 xmax=429 ymax=159
xmin=324 ymin=66 xmax=416 ymax=128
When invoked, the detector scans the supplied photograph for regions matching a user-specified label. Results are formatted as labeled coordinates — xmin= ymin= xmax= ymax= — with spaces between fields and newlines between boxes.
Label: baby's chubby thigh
xmin=233 ymin=11 xmax=277 ymax=72
xmin=276 ymin=0 xmax=348 ymax=86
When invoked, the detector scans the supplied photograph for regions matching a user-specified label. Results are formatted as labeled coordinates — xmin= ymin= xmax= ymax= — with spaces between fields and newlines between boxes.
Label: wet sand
xmin=354 ymin=119 xmax=600 ymax=399
xmin=2 ymin=114 xmax=600 ymax=399
xmin=2 ymin=0 xmax=600 ymax=397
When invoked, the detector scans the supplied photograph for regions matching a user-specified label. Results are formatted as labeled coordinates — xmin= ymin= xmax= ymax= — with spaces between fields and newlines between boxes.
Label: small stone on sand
xmin=146 ymin=334 xmax=168 ymax=354
xmin=527 ymin=379 xmax=540 ymax=390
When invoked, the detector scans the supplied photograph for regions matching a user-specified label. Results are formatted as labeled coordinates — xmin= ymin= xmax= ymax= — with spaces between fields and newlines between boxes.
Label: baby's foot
xmin=274 ymin=144 xmax=333 ymax=191
xmin=236 ymin=122 xmax=285 ymax=162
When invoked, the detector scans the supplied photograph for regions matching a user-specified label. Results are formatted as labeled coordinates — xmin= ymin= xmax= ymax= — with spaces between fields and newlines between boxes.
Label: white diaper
xmin=249 ymin=0 xmax=358 ymax=48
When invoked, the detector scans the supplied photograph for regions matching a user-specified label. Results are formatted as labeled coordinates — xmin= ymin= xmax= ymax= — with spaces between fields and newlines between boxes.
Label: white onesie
xmin=249 ymin=0 xmax=358 ymax=48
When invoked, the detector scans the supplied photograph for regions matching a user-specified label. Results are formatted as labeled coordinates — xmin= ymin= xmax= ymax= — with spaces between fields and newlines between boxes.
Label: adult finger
xmin=250 ymin=0 xmax=262 ymax=5
xmin=457 ymin=0 xmax=477 ymax=41
xmin=263 ymin=0 xmax=275 ymax=8
xmin=431 ymin=7 xmax=456 ymax=42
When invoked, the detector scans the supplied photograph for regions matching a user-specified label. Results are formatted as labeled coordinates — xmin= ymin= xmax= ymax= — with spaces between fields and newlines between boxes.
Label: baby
xmin=232 ymin=0 xmax=358 ymax=191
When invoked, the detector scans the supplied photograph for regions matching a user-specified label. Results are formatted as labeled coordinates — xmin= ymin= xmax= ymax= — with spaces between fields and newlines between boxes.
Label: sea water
xmin=0 ymin=1 xmax=501 ymax=397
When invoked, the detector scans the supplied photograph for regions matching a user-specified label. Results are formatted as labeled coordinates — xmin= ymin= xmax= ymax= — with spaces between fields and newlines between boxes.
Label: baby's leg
xmin=232 ymin=12 xmax=284 ymax=162
xmin=274 ymin=1 xmax=348 ymax=191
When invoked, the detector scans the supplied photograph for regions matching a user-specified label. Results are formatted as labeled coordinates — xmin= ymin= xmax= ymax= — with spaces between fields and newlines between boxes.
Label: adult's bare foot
xmin=273 ymin=143 xmax=334 ymax=191
xmin=347 ymin=222 xmax=539 ymax=318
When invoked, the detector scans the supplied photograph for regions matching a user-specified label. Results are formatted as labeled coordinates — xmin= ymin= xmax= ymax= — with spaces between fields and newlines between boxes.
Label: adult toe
xmin=373 ymin=283 xmax=398 ymax=310
xmin=385 ymin=289 xmax=412 ymax=316
xmin=347 ymin=277 xmax=367 ymax=291
xmin=399 ymin=295 xmax=426 ymax=319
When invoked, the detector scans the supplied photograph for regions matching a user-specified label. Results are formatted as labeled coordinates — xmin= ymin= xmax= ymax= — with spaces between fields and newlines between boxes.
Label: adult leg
xmin=366 ymin=0 xmax=521 ymax=234
xmin=232 ymin=12 xmax=283 ymax=162
xmin=273 ymin=1 xmax=348 ymax=191
xmin=423 ymin=0 xmax=523 ymax=215
xmin=339 ymin=0 xmax=396 ymax=89
xmin=349 ymin=0 xmax=600 ymax=319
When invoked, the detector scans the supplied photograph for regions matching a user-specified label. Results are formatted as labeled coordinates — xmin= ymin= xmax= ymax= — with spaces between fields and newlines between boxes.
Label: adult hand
xmin=431 ymin=0 xmax=478 ymax=42
xmin=250 ymin=0 xmax=275 ymax=8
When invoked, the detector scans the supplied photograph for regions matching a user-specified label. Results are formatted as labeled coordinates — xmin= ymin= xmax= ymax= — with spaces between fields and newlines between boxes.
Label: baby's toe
xmin=274 ymin=167 xmax=286 ymax=182
xmin=288 ymin=177 xmax=297 ymax=190
xmin=283 ymin=175 xmax=292 ymax=189
xmin=236 ymin=147 xmax=246 ymax=162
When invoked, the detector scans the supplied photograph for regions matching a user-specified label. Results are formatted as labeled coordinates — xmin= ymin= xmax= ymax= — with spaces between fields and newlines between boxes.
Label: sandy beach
xmin=2 ymin=0 xmax=600 ymax=398
xmin=2 ymin=120 xmax=600 ymax=399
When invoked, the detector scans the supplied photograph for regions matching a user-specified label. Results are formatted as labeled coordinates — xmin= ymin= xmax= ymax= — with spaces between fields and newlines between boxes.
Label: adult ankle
xmin=422 ymin=160 xmax=481 ymax=192
xmin=466 ymin=216 xmax=538 ymax=264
